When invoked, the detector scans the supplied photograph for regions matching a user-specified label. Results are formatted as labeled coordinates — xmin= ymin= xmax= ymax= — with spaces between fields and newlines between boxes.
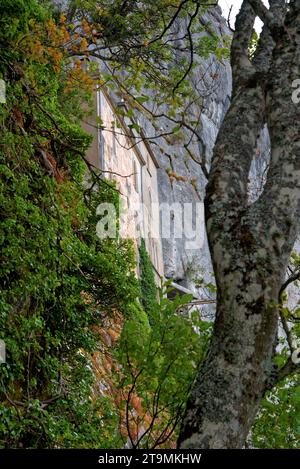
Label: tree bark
xmin=178 ymin=0 xmax=300 ymax=448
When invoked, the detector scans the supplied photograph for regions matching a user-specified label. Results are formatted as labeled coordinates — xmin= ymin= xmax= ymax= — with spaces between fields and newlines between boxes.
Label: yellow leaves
xmin=80 ymin=72 xmax=95 ymax=92
xmin=47 ymin=18 xmax=56 ymax=40
xmin=59 ymin=14 xmax=66 ymax=25
xmin=81 ymin=18 xmax=91 ymax=35
xmin=96 ymin=6 xmax=106 ymax=16
xmin=50 ymin=48 xmax=63 ymax=64
xmin=30 ymin=38 xmax=45 ymax=59
xmin=41 ymin=46 xmax=64 ymax=74
xmin=46 ymin=18 xmax=71 ymax=48
xmin=63 ymin=64 xmax=96 ymax=95
xmin=48 ymin=18 xmax=55 ymax=31
xmin=23 ymin=21 xmax=65 ymax=73
xmin=80 ymin=37 xmax=89 ymax=52
xmin=97 ymin=77 xmax=105 ymax=87
xmin=71 ymin=43 xmax=79 ymax=53
xmin=20 ymin=14 xmax=96 ymax=94
xmin=61 ymin=26 xmax=70 ymax=44
xmin=91 ymin=26 xmax=103 ymax=44
xmin=167 ymin=171 xmax=188 ymax=183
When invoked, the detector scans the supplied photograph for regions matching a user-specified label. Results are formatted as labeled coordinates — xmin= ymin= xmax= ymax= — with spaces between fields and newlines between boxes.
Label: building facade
xmin=83 ymin=89 xmax=164 ymax=285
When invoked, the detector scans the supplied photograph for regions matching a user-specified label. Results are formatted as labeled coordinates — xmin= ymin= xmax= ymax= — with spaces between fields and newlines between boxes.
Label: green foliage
xmin=251 ymin=252 xmax=300 ymax=448
xmin=0 ymin=0 xmax=139 ymax=448
xmin=139 ymin=239 xmax=158 ymax=315
xmin=251 ymin=379 xmax=300 ymax=448
xmin=121 ymin=302 xmax=151 ymax=353
xmin=5 ymin=0 xmax=299 ymax=451
xmin=0 ymin=0 xmax=44 ymax=43
xmin=115 ymin=282 xmax=212 ymax=448
xmin=0 ymin=0 xmax=219 ymax=450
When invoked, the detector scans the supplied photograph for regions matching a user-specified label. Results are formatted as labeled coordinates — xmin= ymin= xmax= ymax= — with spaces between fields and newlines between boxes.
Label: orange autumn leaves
xmin=25 ymin=18 xmax=65 ymax=70
xmin=63 ymin=59 xmax=95 ymax=94
xmin=24 ymin=15 xmax=98 ymax=94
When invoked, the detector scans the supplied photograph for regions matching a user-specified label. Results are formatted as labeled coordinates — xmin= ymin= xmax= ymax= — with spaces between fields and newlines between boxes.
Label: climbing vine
xmin=138 ymin=239 xmax=158 ymax=315
xmin=0 ymin=0 xmax=138 ymax=448
xmin=1 ymin=0 xmax=298 ymax=450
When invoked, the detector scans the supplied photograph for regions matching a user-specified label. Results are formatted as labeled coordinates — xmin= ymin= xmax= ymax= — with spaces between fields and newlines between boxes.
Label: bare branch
xmin=277 ymin=269 xmax=300 ymax=352
xmin=279 ymin=270 xmax=300 ymax=299
xmin=247 ymin=0 xmax=282 ymax=34
xmin=226 ymin=5 xmax=235 ymax=33
xmin=125 ymin=369 xmax=143 ymax=448
xmin=266 ymin=269 xmax=300 ymax=389
xmin=172 ymin=1 xmax=200 ymax=95
xmin=271 ymin=356 xmax=300 ymax=387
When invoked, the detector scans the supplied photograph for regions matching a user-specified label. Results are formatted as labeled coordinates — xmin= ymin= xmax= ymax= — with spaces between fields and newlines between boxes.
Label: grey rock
xmin=146 ymin=7 xmax=232 ymax=303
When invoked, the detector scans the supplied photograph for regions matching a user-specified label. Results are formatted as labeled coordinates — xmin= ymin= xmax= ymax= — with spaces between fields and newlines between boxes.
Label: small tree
xmin=114 ymin=283 xmax=211 ymax=448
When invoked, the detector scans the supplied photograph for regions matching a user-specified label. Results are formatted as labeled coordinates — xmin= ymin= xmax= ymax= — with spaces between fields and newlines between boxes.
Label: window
xmin=133 ymin=159 xmax=139 ymax=192
xmin=147 ymin=188 xmax=153 ymax=236
xmin=112 ymin=122 xmax=117 ymax=161
xmin=148 ymin=189 xmax=152 ymax=216
xmin=97 ymin=90 xmax=105 ymax=170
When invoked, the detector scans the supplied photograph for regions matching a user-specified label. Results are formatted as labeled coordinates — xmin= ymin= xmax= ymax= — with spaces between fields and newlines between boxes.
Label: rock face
xmin=143 ymin=7 xmax=270 ymax=307
xmin=150 ymin=7 xmax=233 ymax=300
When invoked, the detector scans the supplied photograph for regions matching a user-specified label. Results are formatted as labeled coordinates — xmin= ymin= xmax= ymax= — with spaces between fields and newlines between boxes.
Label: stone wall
xmin=84 ymin=90 xmax=165 ymax=283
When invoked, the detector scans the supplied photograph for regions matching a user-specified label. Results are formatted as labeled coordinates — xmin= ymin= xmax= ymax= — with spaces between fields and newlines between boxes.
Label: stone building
xmin=83 ymin=88 xmax=164 ymax=285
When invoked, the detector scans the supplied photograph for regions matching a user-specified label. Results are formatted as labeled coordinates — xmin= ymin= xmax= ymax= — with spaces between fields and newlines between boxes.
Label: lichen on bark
xmin=178 ymin=0 xmax=300 ymax=449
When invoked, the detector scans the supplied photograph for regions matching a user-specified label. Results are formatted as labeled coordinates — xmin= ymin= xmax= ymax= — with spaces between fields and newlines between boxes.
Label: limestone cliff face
xmin=151 ymin=7 xmax=232 ymax=298
xmin=147 ymin=7 xmax=270 ymax=303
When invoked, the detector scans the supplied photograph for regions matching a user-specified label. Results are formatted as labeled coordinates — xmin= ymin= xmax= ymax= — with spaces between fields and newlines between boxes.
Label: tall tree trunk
xmin=178 ymin=0 xmax=300 ymax=448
